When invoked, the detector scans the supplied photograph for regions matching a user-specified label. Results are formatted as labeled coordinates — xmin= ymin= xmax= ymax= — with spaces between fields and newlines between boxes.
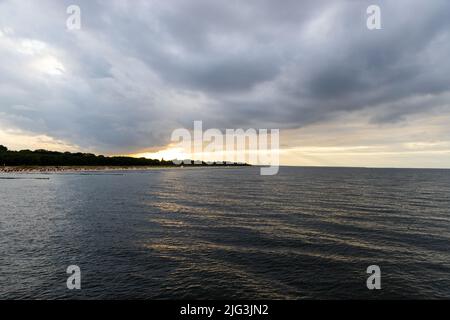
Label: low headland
xmin=0 ymin=145 xmax=249 ymax=173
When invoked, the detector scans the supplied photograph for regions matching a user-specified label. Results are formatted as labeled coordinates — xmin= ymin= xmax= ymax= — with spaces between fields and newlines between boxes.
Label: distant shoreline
xmin=0 ymin=145 xmax=250 ymax=170
xmin=0 ymin=165 xmax=251 ymax=174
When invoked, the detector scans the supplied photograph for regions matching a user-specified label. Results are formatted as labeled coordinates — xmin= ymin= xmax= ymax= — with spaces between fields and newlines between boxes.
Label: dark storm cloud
xmin=1 ymin=0 xmax=450 ymax=152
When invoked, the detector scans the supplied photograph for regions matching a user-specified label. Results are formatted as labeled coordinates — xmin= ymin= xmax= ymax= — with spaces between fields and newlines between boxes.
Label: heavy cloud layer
xmin=1 ymin=0 xmax=450 ymax=154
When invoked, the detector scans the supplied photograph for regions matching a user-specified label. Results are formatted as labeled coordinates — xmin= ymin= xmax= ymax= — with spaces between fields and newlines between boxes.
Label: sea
xmin=1 ymin=166 xmax=449 ymax=299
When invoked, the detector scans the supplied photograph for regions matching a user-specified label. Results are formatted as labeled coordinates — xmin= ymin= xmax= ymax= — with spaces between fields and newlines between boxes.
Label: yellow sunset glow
xmin=132 ymin=147 xmax=190 ymax=161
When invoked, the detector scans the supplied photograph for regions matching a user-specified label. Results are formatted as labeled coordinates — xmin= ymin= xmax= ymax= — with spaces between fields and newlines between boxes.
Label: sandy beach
xmin=0 ymin=166 xmax=177 ymax=174
xmin=0 ymin=165 xmax=247 ymax=174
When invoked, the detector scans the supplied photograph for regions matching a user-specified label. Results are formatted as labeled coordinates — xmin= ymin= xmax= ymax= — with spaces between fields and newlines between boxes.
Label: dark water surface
xmin=1 ymin=167 xmax=450 ymax=299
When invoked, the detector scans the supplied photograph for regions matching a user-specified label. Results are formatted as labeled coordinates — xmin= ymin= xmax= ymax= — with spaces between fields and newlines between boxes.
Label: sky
xmin=1 ymin=0 xmax=450 ymax=167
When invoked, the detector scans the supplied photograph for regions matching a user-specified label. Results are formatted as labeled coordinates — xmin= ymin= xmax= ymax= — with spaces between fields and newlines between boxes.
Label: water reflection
xmin=1 ymin=167 xmax=450 ymax=299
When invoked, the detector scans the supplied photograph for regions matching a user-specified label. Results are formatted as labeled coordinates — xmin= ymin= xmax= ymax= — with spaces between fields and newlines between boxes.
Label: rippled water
xmin=1 ymin=167 xmax=450 ymax=299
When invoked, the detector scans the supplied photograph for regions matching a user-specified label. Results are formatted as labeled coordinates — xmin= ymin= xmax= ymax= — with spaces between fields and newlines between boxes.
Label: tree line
xmin=0 ymin=145 xmax=247 ymax=167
